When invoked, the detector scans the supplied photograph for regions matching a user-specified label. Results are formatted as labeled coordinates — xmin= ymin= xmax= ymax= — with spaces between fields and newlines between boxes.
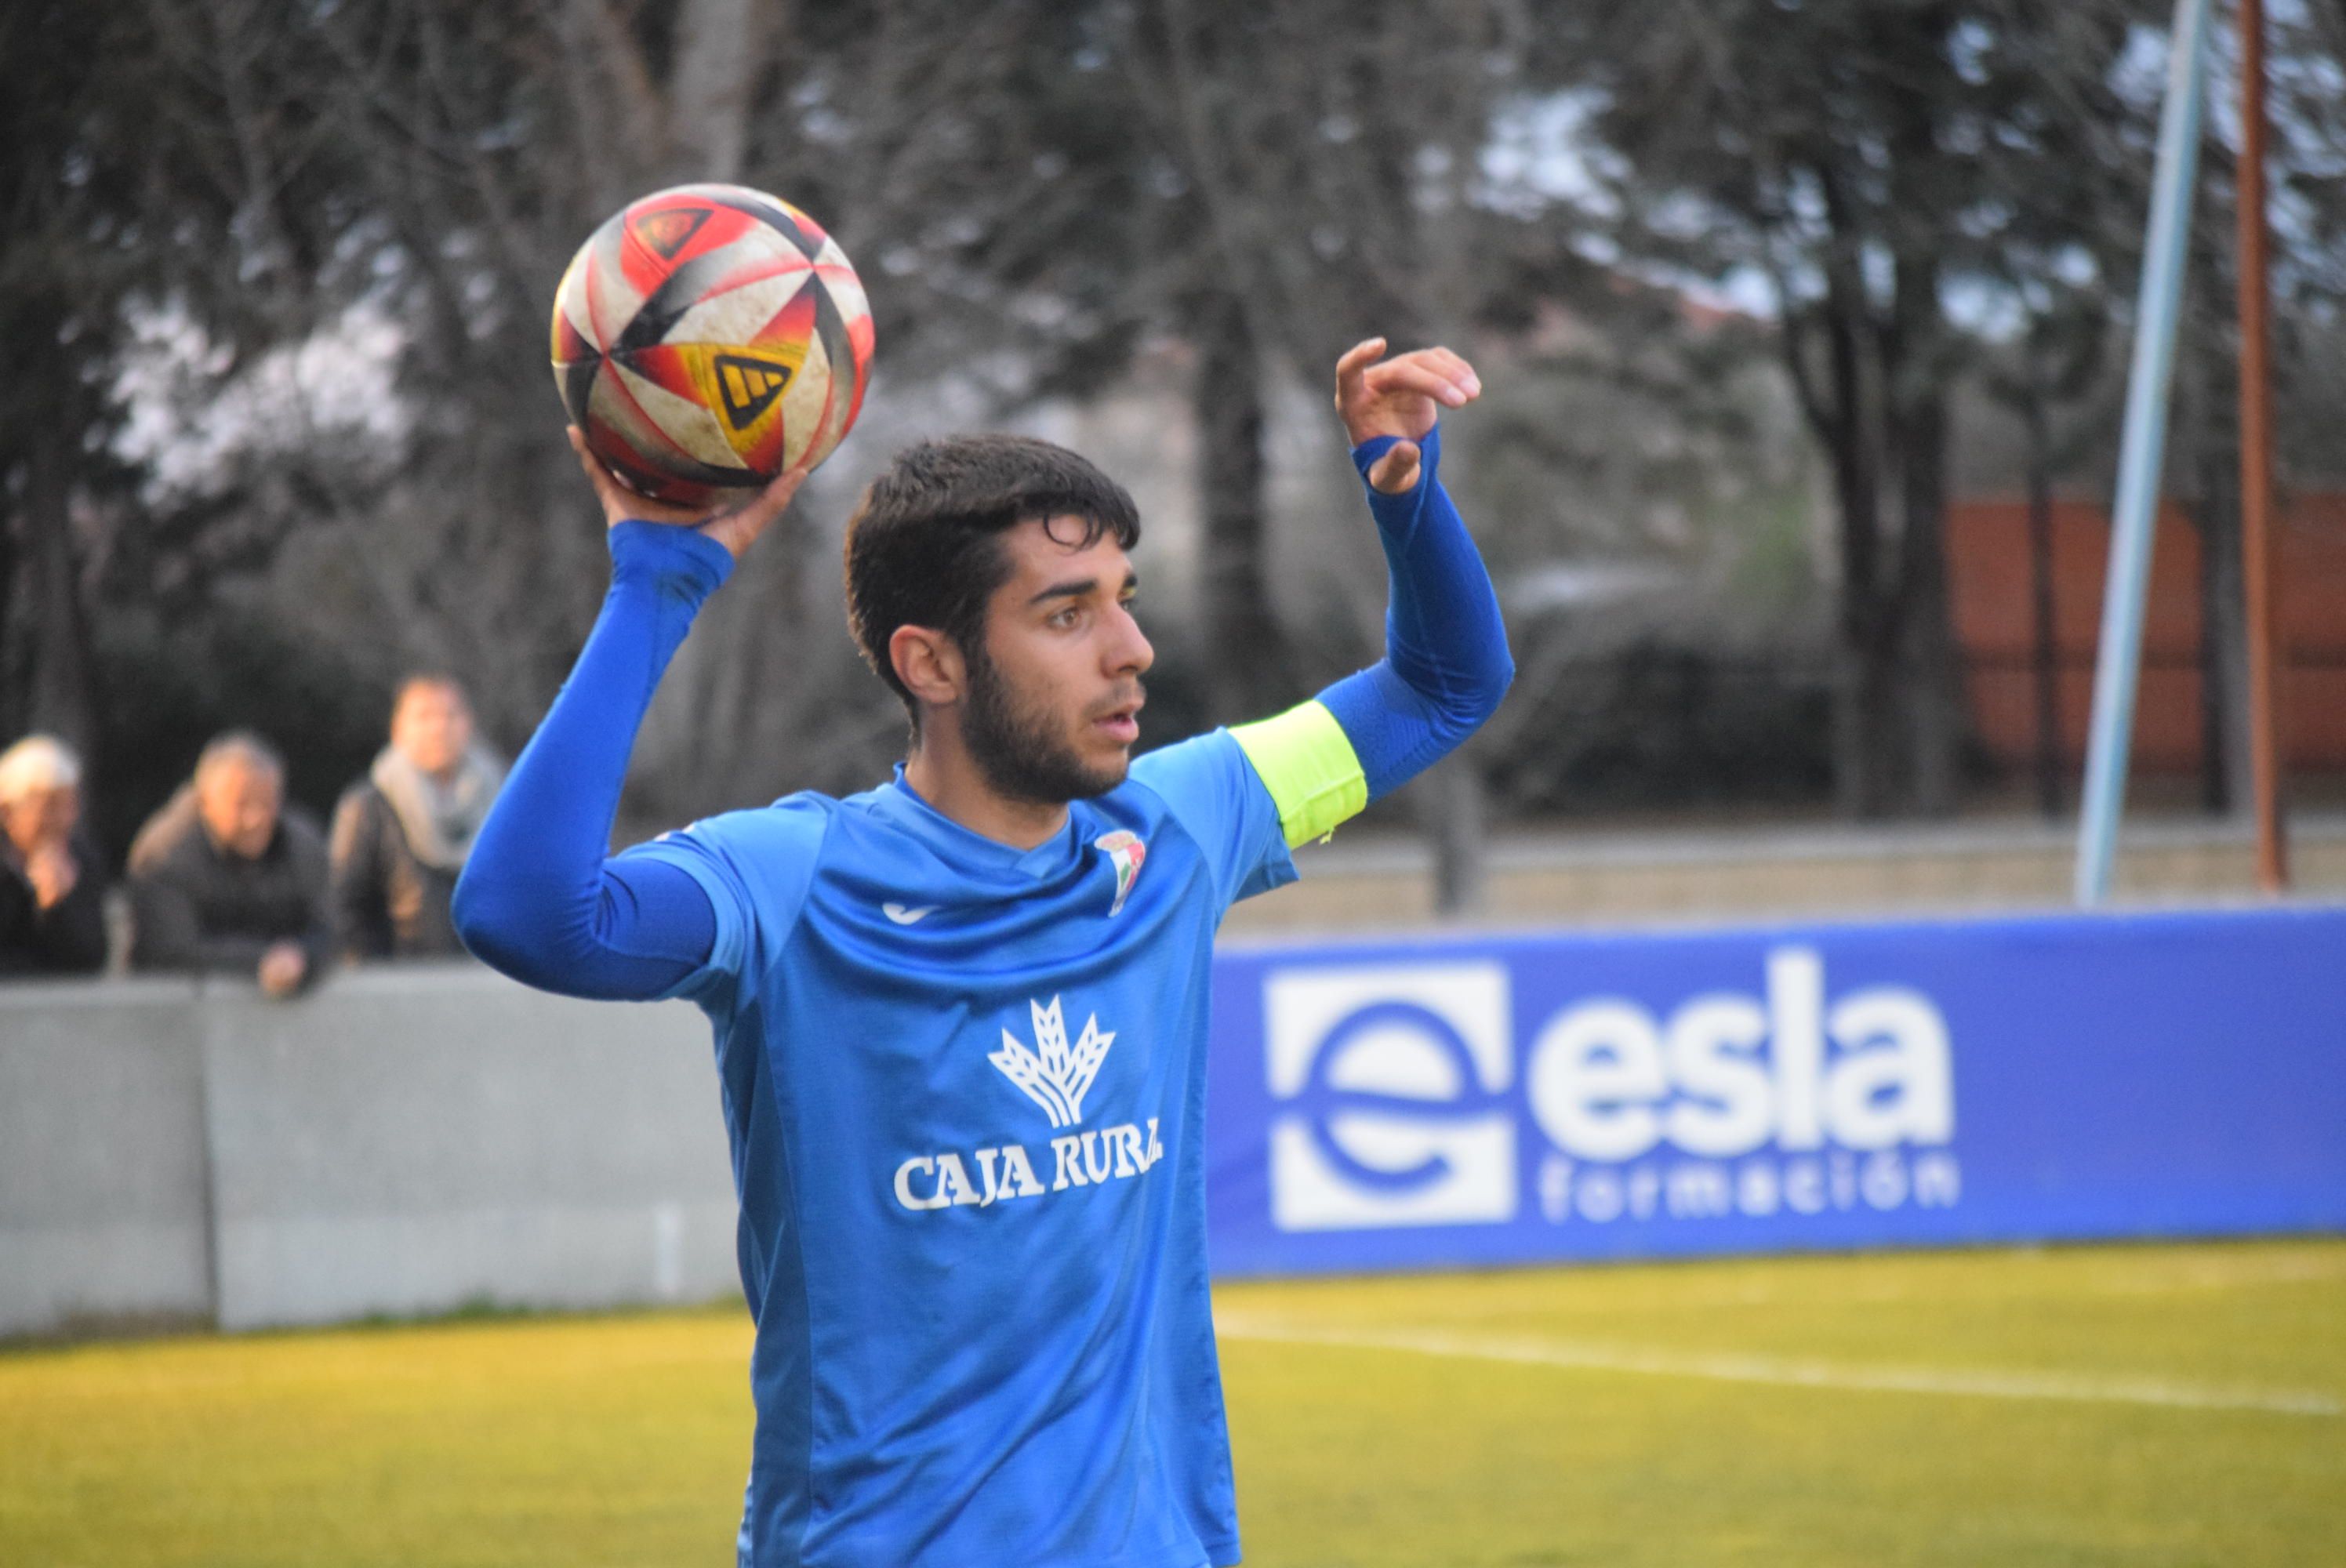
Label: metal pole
xmin=2077 ymin=0 xmax=2214 ymax=906
xmin=2237 ymin=0 xmax=2290 ymax=892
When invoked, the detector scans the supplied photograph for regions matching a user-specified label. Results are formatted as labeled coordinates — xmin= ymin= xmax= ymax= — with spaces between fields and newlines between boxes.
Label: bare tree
xmin=1532 ymin=0 xmax=2168 ymax=817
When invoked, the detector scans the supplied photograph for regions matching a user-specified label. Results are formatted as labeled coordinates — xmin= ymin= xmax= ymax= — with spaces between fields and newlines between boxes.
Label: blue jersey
xmin=449 ymin=426 xmax=1511 ymax=1567
xmin=630 ymin=736 xmax=1294 ymax=1568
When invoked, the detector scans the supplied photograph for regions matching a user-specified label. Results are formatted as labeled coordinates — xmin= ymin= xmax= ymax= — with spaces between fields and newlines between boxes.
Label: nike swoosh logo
xmin=882 ymin=903 xmax=938 ymax=925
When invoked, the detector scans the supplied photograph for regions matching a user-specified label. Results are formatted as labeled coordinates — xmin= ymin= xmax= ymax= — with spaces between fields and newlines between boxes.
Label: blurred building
xmin=1947 ymin=495 xmax=2346 ymax=778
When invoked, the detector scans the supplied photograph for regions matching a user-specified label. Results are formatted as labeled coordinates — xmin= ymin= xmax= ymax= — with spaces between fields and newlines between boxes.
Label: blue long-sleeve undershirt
xmin=452 ymin=522 xmax=728 ymax=997
xmin=453 ymin=426 xmax=1511 ymax=1000
xmin=1320 ymin=426 xmax=1514 ymax=798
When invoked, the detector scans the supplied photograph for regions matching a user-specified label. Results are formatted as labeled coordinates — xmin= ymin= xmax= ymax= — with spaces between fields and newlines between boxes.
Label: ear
xmin=890 ymin=624 xmax=965 ymax=711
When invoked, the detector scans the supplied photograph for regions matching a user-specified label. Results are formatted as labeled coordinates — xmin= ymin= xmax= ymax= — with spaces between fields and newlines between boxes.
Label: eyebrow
xmin=1026 ymin=568 xmax=1139 ymax=608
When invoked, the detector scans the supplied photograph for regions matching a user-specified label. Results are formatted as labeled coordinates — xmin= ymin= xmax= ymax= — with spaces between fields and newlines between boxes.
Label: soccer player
xmin=453 ymin=336 xmax=1511 ymax=1568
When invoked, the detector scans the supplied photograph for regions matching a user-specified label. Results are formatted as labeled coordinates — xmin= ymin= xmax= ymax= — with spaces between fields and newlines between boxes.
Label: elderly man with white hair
xmin=128 ymin=731 xmax=335 ymax=997
xmin=0 ymin=734 xmax=108 ymax=976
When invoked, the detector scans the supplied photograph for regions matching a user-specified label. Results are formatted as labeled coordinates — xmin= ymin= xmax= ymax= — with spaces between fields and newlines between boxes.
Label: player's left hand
xmin=1334 ymin=337 xmax=1481 ymax=494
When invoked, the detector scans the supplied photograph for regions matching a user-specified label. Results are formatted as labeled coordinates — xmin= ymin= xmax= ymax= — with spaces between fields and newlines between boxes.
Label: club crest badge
xmin=1094 ymin=829 xmax=1146 ymax=916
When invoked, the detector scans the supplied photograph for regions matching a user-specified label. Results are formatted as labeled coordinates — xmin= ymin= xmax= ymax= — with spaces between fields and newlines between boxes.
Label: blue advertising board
xmin=1203 ymin=906 xmax=2346 ymax=1276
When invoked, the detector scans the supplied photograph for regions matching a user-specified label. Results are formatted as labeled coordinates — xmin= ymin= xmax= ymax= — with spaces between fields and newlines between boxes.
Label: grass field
xmin=3 ymin=1240 xmax=2340 ymax=1567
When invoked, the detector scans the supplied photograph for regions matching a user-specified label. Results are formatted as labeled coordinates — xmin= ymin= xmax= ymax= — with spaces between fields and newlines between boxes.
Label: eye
xmin=1048 ymin=604 xmax=1083 ymax=630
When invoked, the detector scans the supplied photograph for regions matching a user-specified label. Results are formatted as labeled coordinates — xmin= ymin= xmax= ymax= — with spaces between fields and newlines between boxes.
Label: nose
xmin=1107 ymin=601 xmax=1153 ymax=678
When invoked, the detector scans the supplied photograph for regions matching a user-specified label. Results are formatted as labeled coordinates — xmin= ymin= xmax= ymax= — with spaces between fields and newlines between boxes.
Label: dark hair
xmin=844 ymin=434 xmax=1141 ymax=721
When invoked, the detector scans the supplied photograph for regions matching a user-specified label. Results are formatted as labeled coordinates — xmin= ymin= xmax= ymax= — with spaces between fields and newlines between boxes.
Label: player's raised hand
xmin=1334 ymin=337 xmax=1482 ymax=494
xmin=568 ymin=426 xmax=813 ymax=561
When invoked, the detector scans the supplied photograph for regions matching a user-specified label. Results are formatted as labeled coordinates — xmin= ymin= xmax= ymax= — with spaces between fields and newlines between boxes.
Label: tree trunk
xmin=1809 ymin=169 xmax=1894 ymax=819
xmin=665 ymin=0 xmax=772 ymax=183
xmin=23 ymin=434 xmax=96 ymax=755
xmin=1897 ymin=380 xmax=1960 ymax=817
xmin=2192 ymin=412 xmax=2253 ymax=818
xmin=1821 ymin=408 xmax=1898 ymax=819
xmin=1192 ymin=285 xmax=1289 ymax=724
xmin=1423 ymin=762 xmax=1485 ymax=917
xmin=1835 ymin=626 xmax=1903 ymax=820
xmin=0 ymin=477 xmax=17 ymax=739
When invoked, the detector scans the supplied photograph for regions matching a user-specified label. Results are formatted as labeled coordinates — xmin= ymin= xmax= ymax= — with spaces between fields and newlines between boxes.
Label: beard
xmin=961 ymin=643 xmax=1135 ymax=806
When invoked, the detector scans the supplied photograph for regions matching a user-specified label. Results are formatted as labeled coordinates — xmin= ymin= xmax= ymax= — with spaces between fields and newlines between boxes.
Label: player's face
xmin=964 ymin=516 xmax=1152 ymax=805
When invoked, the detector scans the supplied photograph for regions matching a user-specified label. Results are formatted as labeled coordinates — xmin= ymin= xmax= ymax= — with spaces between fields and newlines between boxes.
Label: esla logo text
xmin=1264 ymin=949 xmax=1957 ymax=1233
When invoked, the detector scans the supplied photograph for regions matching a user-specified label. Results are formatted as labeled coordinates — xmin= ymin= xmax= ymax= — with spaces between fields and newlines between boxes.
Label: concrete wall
xmin=1222 ymin=814 xmax=2346 ymax=935
xmin=0 ymin=979 xmax=212 ymax=1335
xmin=12 ymin=831 xmax=2341 ymax=1338
xmin=0 ymin=966 xmax=739 ymax=1338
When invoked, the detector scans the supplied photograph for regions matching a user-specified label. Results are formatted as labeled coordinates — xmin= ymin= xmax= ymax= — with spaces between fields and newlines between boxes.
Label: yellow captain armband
xmin=1229 ymin=700 xmax=1369 ymax=850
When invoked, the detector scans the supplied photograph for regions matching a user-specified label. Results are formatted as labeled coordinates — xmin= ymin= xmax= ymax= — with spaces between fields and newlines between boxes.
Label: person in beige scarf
xmin=329 ymin=675 xmax=506 ymax=961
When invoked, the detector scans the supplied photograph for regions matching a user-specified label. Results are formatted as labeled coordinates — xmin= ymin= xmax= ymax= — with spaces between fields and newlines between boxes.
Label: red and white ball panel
xmin=551 ymin=184 xmax=874 ymax=506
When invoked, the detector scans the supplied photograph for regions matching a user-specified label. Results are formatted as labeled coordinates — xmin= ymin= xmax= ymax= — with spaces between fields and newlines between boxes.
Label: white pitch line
xmin=1404 ymin=1251 xmax=2346 ymax=1320
xmin=1214 ymin=1318 xmax=2342 ymax=1418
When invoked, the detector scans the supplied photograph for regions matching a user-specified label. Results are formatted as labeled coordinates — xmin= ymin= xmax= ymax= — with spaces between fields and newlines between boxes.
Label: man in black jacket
xmin=129 ymin=731 xmax=333 ymax=996
xmin=0 ymin=735 xmax=107 ymax=977
xmin=329 ymin=674 xmax=505 ymax=961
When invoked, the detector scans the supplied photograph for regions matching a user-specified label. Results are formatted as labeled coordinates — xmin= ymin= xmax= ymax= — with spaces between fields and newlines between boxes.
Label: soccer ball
xmin=550 ymin=183 xmax=875 ymax=508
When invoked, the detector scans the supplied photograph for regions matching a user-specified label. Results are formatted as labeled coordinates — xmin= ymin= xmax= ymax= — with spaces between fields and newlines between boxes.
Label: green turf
xmin=2 ymin=1240 xmax=2339 ymax=1566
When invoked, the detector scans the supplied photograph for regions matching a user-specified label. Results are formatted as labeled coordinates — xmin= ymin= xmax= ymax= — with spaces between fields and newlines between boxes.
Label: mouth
xmin=1090 ymin=691 xmax=1145 ymax=746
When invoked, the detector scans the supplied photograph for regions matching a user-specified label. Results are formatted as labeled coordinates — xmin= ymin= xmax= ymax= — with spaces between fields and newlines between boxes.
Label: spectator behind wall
xmin=329 ymin=674 xmax=506 ymax=961
xmin=0 ymin=735 xmax=107 ymax=977
xmin=129 ymin=731 xmax=334 ymax=998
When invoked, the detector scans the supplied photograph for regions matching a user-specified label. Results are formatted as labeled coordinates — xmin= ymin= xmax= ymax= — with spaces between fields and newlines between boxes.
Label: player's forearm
xmin=452 ymin=522 xmax=725 ymax=997
xmin=1317 ymin=425 xmax=1513 ymax=798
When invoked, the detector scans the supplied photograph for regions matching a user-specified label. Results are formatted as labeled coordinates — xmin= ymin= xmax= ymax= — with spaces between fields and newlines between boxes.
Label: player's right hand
xmin=568 ymin=426 xmax=813 ymax=562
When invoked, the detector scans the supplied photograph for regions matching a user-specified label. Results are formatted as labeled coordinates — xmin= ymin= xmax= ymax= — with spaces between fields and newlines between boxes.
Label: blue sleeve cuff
xmin=1349 ymin=424 xmax=1442 ymax=539
xmin=608 ymin=520 xmax=737 ymax=598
